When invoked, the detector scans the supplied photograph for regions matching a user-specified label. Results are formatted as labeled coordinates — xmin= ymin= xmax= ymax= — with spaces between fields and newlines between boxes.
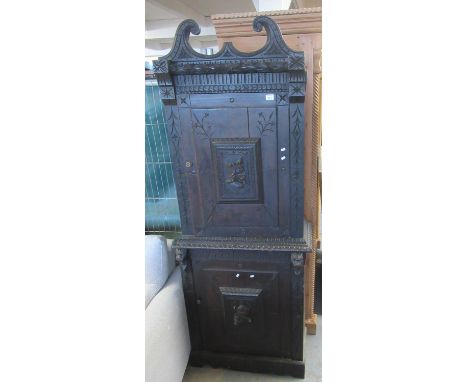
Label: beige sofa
xmin=145 ymin=235 xmax=190 ymax=382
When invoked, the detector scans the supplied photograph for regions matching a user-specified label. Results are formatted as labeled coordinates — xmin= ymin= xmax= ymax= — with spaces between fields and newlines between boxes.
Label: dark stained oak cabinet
xmin=153 ymin=16 xmax=311 ymax=379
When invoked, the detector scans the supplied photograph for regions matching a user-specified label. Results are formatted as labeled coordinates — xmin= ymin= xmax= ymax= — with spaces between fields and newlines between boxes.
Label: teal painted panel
xmin=145 ymin=83 xmax=181 ymax=233
xmin=145 ymin=199 xmax=181 ymax=232
xmin=146 ymin=123 xmax=171 ymax=163
xmin=145 ymin=163 xmax=176 ymax=198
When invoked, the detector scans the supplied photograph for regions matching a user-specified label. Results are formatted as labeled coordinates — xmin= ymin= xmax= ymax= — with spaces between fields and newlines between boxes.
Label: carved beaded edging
xmin=173 ymin=236 xmax=311 ymax=252
xmin=190 ymin=250 xmax=289 ymax=263
xmin=211 ymin=7 xmax=322 ymax=20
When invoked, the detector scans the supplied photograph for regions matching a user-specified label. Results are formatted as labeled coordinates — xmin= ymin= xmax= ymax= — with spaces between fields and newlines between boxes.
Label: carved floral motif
xmin=256 ymin=111 xmax=275 ymax=136
xmin=192 ymin=112 xmax=214 ymax=140
xmin=290 ymin=105 xmax=303 ymax=234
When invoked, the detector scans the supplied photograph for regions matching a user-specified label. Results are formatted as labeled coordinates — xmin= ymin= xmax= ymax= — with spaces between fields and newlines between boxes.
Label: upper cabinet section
xmin=154 ymin=17 xmax=307 ymax=239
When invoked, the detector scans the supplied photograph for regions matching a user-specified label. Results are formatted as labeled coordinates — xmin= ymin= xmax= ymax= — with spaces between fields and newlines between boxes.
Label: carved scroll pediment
xmin=153 ymin=16 xmax=305 ymax=76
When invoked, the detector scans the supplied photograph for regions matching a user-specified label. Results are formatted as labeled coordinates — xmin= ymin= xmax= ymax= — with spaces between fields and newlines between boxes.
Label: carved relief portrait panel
xmin=211 ymin=138 xmax=263 ymax=204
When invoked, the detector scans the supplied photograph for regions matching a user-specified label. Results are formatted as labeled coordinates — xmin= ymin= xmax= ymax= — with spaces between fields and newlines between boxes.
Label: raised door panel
xmin=179 ymin=93 xmax=290 ymax=237
xmin=191 ymin=251 xmax=291 ymax=358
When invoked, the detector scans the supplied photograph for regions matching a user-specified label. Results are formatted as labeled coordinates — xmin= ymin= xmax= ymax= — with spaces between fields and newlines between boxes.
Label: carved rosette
xmin=159 ymin=86 xmax=175 ymax=100
xmin=153 ymin=59 xmax=168 ymax=74
xmin=176 ymin=93 xmax=190 ymax=107
xmin=288 ymin=53 xmax=305 ymax=71
xmin=289 ymin=83 xmax=305 ymax=97
xmin=277 ymin=92 xmax=289 ymax=105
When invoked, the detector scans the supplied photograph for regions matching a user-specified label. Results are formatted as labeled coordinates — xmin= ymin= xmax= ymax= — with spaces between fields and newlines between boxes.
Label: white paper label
xmin=265 ymin=94 xmax=275 ymax=101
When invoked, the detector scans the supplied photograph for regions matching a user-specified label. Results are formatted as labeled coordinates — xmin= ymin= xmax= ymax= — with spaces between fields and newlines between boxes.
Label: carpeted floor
xmin=183 ymin=315 xmax=322 ymax=382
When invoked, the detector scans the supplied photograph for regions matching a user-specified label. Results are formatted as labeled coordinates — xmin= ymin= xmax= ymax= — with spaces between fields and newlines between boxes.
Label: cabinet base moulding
xmin=190 ymin=350 xmax=305 ymax=379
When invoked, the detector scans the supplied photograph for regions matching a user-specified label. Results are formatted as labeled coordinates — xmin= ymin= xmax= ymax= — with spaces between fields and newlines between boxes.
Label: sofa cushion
xmin=146 ymin=267 xmax=190 ymax=382
xmin=145 ymin=235 xmax=175 ymax=307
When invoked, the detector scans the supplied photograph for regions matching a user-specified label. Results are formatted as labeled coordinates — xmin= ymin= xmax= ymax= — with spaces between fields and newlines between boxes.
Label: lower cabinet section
xmin=177 ymin=248 xmax=306 ymax=379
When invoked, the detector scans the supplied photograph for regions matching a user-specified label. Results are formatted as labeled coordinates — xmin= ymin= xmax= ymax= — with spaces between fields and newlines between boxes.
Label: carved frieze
xmin=173 ymin=72 xmax=289 ymax=94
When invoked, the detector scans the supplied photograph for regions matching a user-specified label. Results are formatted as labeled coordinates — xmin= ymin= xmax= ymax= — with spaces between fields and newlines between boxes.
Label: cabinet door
xmin=191 ymin=250 xmax=291 ymax=358
xmin=178 ymin=93 xmax=291 ymax=237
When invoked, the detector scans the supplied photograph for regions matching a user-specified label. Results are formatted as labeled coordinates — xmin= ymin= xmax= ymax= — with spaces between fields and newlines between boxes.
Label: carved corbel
xmin=291 ymin=252 xmax=305 ymax=275
xmin=175 ymin=248 xmax=189 ymax=271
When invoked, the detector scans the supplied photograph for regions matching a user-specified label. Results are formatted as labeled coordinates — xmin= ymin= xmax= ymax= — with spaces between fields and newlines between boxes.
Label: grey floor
xmin=183 ymin=316 xmax=322 ymax=382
